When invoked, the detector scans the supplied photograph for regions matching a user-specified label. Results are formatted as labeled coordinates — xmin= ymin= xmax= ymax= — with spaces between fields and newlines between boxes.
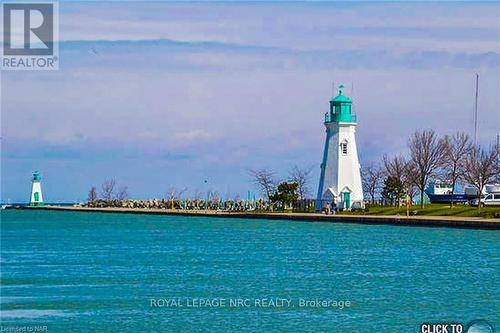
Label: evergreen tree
xmin=270 ymin=182 xmax=299 ymax=210
xmin=381 ymin=176 xmax=405 ymax=206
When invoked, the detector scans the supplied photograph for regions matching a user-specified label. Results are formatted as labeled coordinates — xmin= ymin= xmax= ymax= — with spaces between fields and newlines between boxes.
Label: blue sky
xmin=1 ymin=2 xmax=499 ymax=202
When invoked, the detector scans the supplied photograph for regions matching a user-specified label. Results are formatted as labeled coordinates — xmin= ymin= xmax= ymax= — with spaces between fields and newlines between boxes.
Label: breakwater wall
xmin=21 ymin=206 xmax=500 ymax=230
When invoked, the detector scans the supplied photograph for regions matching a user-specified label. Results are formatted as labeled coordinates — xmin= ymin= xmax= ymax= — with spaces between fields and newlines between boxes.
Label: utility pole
xmin=474 ymin=73 xmax=479 ymax=146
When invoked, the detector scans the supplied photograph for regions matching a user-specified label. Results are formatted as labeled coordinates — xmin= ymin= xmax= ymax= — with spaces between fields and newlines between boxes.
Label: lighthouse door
xmin=343 ymin=192 xmax=351 ymax=209
xmin=34 ymin=192 xmax=39 ymax=202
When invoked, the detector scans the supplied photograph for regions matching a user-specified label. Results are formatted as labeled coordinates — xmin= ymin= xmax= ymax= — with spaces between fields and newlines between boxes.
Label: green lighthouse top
xmin=32 ymin=170 xmax=41 ymax=182
xmin=325 ymin=84 xmax=356 ymax=123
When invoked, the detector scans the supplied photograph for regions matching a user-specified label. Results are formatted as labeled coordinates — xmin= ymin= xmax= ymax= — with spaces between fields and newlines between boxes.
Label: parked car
xmin=470 ymin=193 xmax=500 ymax=207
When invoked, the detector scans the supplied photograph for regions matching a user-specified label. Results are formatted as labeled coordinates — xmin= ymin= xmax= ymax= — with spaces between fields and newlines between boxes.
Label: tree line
xmin=86 ymin=130 xmax=498 ymax=212
xmin=87 ymin=165 xmax=315 ymax=211
xmin=248 ymin=165 xmax=314 ymax=210
xmin=88 ymin=179 xmax=129 ymax=204
xmin=362 ymin=130 xmax=499 ymax=210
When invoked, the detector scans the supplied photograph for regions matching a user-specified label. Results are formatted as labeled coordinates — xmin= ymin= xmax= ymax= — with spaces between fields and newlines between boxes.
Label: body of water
xmin=1 ymin=210 xmax=498 ymax=332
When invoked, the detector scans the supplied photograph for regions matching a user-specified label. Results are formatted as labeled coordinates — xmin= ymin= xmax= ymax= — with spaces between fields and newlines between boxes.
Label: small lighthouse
xmin=29 ymin=171 xmax=44 ymax=206
xmin=316 ymin=85 xmax=363 ymax=210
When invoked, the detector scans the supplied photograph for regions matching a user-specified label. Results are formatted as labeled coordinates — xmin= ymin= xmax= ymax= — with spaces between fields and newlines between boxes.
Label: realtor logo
xmin=2 ymin=1 xmax=59 ymax=70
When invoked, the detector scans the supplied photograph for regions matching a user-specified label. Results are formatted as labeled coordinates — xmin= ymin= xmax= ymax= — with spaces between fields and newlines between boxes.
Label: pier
xmin=22 ymin=205 xmax=500 ymax=230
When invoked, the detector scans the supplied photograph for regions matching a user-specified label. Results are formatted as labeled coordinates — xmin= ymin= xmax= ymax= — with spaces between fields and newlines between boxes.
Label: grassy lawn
xmin=340 ymin=203 xmax=500 ymax=219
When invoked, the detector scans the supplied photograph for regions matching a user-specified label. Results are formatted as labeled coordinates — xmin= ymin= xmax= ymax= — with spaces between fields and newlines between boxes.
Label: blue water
xmin=1 ymin=210 xmax=498 ymax=332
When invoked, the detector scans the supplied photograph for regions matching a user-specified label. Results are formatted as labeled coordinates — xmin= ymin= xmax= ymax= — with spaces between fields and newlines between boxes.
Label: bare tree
xmin=289 ymin=165 xmax=314 ymax=200
xmin=362 ymin=164 xmax=384 ymax=205
xmin=463 ymin=145 xmax=499 ymax=211
xmin=116 ymin=186 xmax=129 ymax=201
xmin=100 ymin=179 xmax=116 ymax=202
xmin=249 ymin=168 xmax=277 ymax=200
xmin=405 ymin=162 xmax=420 ymax=204
xmin=383 ymin=155 xmax=410 ymax=207
xmin=442 ymin=132 xmax=472 ymax=207
xmin=408 ymin=129 xmax=445 ymax=208
xmin=88 ymin=186 xmax=97 ymax=203
xmin=167 ymin=186 xmax=187 ymax=200
xmin=167 ymin=187 xmax=187 ymax=209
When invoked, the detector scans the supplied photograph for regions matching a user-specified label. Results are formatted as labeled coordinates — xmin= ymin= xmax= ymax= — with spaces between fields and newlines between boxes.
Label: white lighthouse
xmin=316 ymin=85 xmax=363 ymax=211
xmin=29 ymin=170 xmax=44 ymax=206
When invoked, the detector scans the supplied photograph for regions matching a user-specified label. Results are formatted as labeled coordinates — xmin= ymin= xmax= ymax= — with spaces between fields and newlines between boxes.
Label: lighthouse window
xmin=341 ymin=142 xmax=348 ymax=155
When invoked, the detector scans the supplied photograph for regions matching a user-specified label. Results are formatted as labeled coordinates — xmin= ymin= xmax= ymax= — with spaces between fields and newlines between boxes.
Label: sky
xmin=1 ymin=1 xmax=499 ymax=203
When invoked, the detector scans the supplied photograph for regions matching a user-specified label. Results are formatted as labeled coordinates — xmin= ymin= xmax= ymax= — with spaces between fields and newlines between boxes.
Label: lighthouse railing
xmin=324 ymin=112 xmax=331 ymax=123
xmin=324 ymin=112 xmax=357 ymax=123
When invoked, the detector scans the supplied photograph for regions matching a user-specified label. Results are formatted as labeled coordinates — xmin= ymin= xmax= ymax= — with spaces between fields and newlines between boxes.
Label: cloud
xmin=54 ymin=2 xmax=500 ymax=52
xmin=174 ymin=129 xmax=215 ymax=142
xmin=55 ymin=39 xmax=500 ymax=72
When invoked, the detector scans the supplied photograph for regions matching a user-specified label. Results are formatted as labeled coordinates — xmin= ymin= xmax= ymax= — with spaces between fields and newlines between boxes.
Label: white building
xmin=30 ymin=170 xmax=44 ymax=206
xmin=316 ymin=85 xmax=363 ymax=211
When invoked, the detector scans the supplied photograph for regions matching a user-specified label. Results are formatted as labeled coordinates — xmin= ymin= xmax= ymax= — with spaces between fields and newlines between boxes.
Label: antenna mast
xmin=474 ymin=73 xmax=479 ymax=146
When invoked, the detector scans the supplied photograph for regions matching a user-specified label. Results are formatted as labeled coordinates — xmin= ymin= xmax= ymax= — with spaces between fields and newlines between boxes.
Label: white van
xmin=470 ymin=193 xmax=500 ymax=207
